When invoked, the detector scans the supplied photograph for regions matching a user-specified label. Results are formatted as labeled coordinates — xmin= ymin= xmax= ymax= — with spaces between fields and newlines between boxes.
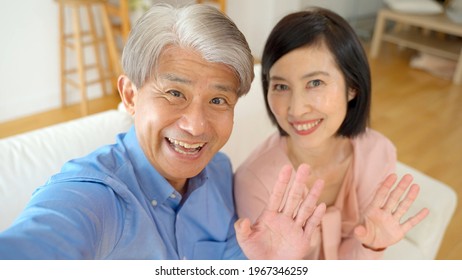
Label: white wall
xmin=300 ymin=0 xmax=383 ymax=19
xmin=227 ymin=0 xmax=384 ymax=60
xmin=0 ymin=0 xmax=383 ymax=123
xmin=0 ymin=0 xmax=60 ymax=122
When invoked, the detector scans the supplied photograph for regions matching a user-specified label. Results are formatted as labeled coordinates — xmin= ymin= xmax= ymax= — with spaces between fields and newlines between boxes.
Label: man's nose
xmin=178 ymin=102 xmax=207 ymax=136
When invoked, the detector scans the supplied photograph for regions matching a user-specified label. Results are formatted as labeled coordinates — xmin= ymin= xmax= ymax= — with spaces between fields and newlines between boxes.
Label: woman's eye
xmin=273 ymin=84 xmax=289 ymax=91
xmin=308 ymin=79 xmax=323 ymax=88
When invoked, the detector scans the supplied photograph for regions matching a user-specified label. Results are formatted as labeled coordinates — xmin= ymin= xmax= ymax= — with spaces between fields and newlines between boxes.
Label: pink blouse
xmin=234 ymin=129 xmax=396 ymax=259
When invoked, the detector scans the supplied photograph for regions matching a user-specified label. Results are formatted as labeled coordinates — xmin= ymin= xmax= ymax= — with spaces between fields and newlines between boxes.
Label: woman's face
xmin=267 ymin=44 xmax=356 ymax=150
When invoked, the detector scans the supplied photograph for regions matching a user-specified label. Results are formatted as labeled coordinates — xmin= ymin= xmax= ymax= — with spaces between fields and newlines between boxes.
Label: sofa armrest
xmin=383 ymin=162 xmax=457 ymax=259
xmin=0 ymin=110 xmax=133 ymax=231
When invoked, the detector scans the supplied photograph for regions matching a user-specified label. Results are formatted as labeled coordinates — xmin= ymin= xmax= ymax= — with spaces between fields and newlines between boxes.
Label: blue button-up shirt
xmin=0 ymin=126 xmax=246 ymax=260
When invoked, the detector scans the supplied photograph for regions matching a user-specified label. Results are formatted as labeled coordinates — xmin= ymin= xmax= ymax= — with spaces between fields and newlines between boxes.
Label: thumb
xmin=234 ymin=218 xmax=252 ymax=244
xmin=354 ymin=225 xmax=367 ymax=241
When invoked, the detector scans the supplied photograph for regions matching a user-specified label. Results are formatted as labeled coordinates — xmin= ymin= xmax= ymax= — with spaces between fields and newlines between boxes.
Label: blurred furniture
xmin=107 ymin=0 xmax=131 ymax=43
xmin=56 ymin=0 xmax=122 ymax=116
xmin=370 ymin=8 xmax=462 ymax=85
xmin=383 ymin=0 xmax=444 ymax=14
xmin=446 ymin=0 xmax=462 ymax=24
xmin=197 ymin=0 xmax=226 ymax=13
xmin=0 ymin=66 xmax=457 ymax=259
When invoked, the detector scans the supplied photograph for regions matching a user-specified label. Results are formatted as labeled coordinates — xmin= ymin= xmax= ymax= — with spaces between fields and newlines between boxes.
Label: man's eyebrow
xmin=160 ymin=73 xmax=192 ymax=84
xmin=160 ymin=73 xmax=236 ymax=93
xmin=214 ymin=83 xmax=236 ymax=93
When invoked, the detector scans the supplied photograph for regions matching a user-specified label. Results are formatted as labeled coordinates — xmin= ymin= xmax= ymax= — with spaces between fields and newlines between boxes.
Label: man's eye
xmin=168 ymin=90 xmax=183 ymax=98
xmin=210 ymin=97 xmax=226 ymax=105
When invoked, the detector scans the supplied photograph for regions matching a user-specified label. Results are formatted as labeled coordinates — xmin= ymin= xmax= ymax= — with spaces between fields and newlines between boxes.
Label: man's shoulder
xmin=49 ymin=140 xmax=129 ymax=186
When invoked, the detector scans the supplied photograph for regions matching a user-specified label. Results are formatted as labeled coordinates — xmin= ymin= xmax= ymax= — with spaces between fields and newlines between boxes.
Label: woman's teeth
xmin=293 ymin=119 xmax=321 ymax=131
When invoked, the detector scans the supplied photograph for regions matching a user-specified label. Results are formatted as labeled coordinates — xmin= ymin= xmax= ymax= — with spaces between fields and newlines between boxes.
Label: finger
xmin=294 ymin=179 xmax=324 ymax=227
xmin=281 ymin=164 xmax=311 ymax=217
xmin=392 ymin=184 xmax=420 ymax=219
xmin=266 ymin=164 xmax=293 ymax=212
xmin=303 ymin=203 xmax=326 ymax=238
xmin=234 ymin=218 xmax=252 ymax=245
xmin=400 ymin=208 xmax=430 ymax=234
xmin=383 ymin=174 xmax=414 ymax=212
xmin=370 ymin=173 xmax=397 ymax=209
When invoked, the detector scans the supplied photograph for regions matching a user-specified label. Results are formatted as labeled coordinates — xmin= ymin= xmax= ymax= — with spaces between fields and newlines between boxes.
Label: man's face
xmin=123 ymin=46 xmax=240 ymax=191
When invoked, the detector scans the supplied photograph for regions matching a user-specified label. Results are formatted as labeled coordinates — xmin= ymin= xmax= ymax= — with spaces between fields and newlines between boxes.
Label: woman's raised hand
xmin=235 ymin=164 xmax=326 ymax=259
xmin=354 ymin=173 xmax=430 ymax=251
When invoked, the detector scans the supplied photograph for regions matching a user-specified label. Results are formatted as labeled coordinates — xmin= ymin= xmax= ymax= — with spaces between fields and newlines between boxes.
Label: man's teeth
xmin=293 ymin=120 xmax=321 ymax=131
xmin=167 ymin=137 xmax=205 ymax=149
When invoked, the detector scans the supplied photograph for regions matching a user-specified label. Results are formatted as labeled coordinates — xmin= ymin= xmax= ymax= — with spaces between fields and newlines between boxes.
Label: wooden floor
xmin=0 ymin=43 xmax=460 ymax=259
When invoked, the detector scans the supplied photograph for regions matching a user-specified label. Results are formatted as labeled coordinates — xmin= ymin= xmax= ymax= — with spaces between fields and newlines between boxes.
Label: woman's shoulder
xmin=235 ymin=132 xmax=288 ymax=179
xmin=353 ymin=128 xmax=396 ymax=159
xmin=238 ymin=133 xmax=283 ymax=165
xmin=352 ymin=129 xmax=397 ymax=205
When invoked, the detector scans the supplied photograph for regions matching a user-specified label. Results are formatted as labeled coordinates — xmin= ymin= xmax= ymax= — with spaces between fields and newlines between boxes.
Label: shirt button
xmin=170 ymin=193 xmax=176 ymax=199
xmin=151 ymin=199 xmax=158 ymax=207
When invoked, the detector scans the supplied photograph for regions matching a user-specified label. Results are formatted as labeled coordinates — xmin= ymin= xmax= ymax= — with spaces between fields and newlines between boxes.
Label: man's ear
xmin=347 ymin=88 xmax=357 ymax=102
xmin=118 ymin=75 xmax=137 ymax=116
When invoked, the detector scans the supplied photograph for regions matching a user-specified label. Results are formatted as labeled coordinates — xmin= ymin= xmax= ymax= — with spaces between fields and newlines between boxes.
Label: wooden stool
xmin=106 ymin=0 xmax=131 ymax=44
xmin=57 ymin=0 xmax=122 ymax=116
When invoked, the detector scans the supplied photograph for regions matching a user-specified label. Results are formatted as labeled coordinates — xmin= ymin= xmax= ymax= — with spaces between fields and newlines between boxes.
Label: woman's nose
xmin=288 ymin=92 xmax=312 ymax=117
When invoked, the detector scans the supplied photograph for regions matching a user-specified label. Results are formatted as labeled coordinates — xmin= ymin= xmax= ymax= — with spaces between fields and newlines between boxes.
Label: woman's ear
xmin=118 ymin=75 xmax=137 ymax=116
xmin=347 ymin=88 xmax=357 ymax=102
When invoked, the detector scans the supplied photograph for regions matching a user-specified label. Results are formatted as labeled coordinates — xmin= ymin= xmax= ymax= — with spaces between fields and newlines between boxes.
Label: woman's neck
xmin=286 ymin=135 xmax=353 ymax=172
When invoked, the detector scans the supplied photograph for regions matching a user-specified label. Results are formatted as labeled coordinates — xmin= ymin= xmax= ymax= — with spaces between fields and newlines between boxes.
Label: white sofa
xmin=0 ymin=110 xmax=134 ymax=231
xmin=0 ymin=65 xmax=457 ymax=259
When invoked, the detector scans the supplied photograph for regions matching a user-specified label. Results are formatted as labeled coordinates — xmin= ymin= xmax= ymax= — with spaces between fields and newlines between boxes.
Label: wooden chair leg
xmin=58 ymin=1 xmax=66 ymax=108
xmin=71 ymin=4 xmax=88 ymax=116
xmin=86 ymin=4 xmax=109 ymax=96
xmin=57 ymin=0 xmax=123 ymax=116
xmin=100 ymin=2 xmax=122 ymax=89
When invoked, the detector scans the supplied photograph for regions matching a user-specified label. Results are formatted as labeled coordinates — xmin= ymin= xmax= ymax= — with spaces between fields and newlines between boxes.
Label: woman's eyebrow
xmin=301 ymin=71 xmax=330 ymax=79
xmin=270 ymin=71 xmax=330 ymax=82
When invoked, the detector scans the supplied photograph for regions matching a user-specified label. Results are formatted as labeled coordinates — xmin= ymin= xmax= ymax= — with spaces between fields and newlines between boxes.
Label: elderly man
xmin=0 ymin=4 xmax=325 ymax=259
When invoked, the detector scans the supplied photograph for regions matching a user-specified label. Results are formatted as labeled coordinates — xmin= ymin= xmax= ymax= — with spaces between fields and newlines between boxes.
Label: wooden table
xmin=370 ymin=8 xmax=462 ymax=84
